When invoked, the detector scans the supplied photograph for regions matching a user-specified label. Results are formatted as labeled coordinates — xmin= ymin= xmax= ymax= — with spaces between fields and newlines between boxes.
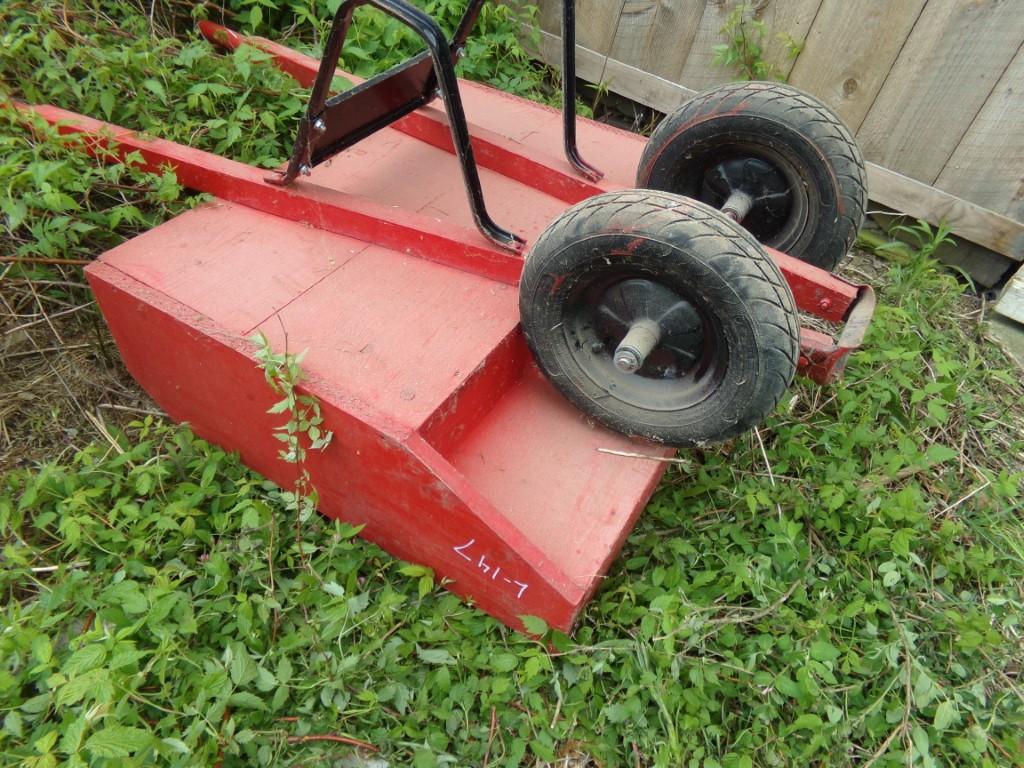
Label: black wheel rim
xmin=562 ymin=268 xmax=728 ymax=412
xmin=661 ymin=136 xmax=814 ymax=253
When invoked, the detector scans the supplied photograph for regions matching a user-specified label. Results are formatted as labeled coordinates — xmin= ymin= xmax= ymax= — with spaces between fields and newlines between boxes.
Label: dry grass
xmin=0 ymin=264 xmax=161 ymax=471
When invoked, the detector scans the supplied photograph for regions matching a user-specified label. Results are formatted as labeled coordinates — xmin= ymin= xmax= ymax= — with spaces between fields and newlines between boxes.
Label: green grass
xmin=2 ymin=2 xmax=1023 ymax=767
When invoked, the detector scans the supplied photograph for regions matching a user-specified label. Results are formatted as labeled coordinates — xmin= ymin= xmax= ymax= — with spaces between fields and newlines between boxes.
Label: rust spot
xmin=624 ymin=237 xmax=646 ymax=254
xmin=549 ymin=273 xmax=568 ymax=296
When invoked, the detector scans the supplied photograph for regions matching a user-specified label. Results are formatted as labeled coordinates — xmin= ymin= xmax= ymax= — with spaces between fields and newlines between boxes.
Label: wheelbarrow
xmin=19 ymin=0 xmax=875 ymax=632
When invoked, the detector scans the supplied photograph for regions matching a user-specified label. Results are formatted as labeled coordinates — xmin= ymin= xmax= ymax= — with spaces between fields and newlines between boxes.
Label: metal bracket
xmin=271 ymin=0 xmax=524 ymax=252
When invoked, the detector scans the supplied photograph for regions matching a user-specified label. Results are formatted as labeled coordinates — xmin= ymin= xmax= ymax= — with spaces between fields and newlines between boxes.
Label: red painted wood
xmin=85 ymin=261 xmax=615 ymax=631
xmin=198 ymin=22 xmax=613 ymax=204
xmin=192 ymin=23 xmax=868 ymax=332
xmin=248 ymin=241 xmax=521 ymax=431
xmin=419 ymin=330 xmax=530 ymax=458
xmin=21 ymin=103 xmax=523 ymax=285
xmin=766 ymin=247 xmax=861 ymax=323
xmin=86 ymin=244 xmax=670 ymax=630
xmin=309 ymin=126 xmax=567 ymax=243
xmin=447 ymin=366 xmax=670 ymax=593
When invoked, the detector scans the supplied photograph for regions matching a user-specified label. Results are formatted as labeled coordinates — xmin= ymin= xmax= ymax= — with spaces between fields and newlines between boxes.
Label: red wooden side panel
xmin=86 ymin=261 xmax=589 ymax=631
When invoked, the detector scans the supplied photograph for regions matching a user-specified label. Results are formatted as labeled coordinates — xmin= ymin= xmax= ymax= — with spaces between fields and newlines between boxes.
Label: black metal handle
xmin=562 ymin=0 xmax=603 ymax=182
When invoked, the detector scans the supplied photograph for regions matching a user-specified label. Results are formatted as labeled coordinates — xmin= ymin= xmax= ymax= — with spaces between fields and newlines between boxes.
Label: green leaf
xmin=810 ymin=640 xmax=840 ymax=662
xmin=416 ymin=646 xmax=456 ymax=666
xmin=491 ymin=654 xmax=518 ymax=673
xmin=161 ymin=737 xmax=191 ymax=754
xmin=99 ymin=90 xmax=116 ymax=119
xmin=934 ymin=700 xmax=958 ymax=730
xmin=230 ymin=643 xmax=258 ymax=686
xmin=228 ymin=691 xmax=268 ymax=710
xmin=912 ymin=724 xmax=930 ymax=756
xmin=925 ymin=443 xmax=958 ymax=464
xmin=142 ymin=78 xmax=166 ymax=101
xmin=85 ymin=725 xmax=153 ymax=758
xmin=59 ymin=715 xmax=88 ymax=755
xmin=774 ymin=674 xmax=801 ymax=699
xmin=4 ymin=711 xmax=23 ymax=739
xmin=63 ymin=644 xmax=105 ymax=675
xmin=787 ymin=713 xmax=822 ymax=733
xmin=35 ymin=729 xmax=58 ymax=754
xmin=519 ymin=615 xmax=548 ymax=636
xmin=102 ymin=580 xmax=148 ymax=614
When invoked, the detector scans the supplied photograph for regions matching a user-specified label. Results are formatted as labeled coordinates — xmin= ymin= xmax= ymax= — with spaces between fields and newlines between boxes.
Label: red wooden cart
xmin=19 ymin=0 xmax=874 ymax=632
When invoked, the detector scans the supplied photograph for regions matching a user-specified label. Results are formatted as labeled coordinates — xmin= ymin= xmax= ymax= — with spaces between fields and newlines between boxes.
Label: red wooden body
xmin=25 ymin=29 xmax=872 ymax=631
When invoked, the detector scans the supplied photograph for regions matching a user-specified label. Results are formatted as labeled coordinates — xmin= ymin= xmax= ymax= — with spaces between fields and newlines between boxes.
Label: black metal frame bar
xmin=271 ymin=0 xmax=599 ymax=251
xmin=561 ymin=1 xmax=602 ymax=182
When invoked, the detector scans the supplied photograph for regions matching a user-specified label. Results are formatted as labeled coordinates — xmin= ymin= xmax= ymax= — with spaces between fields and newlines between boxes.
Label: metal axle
xmin=614 ymin=318 xmax=661 ymax=373
xmin=721 ymin=190 xmax=754 ymax=223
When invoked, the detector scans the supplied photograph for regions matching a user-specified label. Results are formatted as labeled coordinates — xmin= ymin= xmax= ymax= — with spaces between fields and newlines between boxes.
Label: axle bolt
xmin=613 ymin=319 xmax=661 ymax=374
xmin=721 ymin=190 xmax=754 ymax=224
xmin=313 ymin=118 xmax=326 ymax=134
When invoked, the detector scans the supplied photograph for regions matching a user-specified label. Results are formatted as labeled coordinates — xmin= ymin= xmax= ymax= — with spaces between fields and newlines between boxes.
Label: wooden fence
xmin=521 ymin=0 xmax=1024 ymax=282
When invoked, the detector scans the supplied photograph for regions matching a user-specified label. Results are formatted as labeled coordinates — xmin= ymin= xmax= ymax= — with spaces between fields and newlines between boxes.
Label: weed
xmin=210 ymin=0 xmax=549 ymax=99
xmin=251 ymin=331 xmax=332 ymax=577
xmin=712 ymin=3 xmax=801 ymax=82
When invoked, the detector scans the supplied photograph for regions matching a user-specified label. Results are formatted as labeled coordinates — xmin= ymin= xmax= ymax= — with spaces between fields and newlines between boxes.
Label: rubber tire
xmin=636 ymin=81 xmax=867 ymax=272
xmin=520 ymin=190 xmax=800 ymax=446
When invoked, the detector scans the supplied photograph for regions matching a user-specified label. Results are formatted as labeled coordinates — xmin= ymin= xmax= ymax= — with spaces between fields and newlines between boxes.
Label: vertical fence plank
xmin=575 ymin=0 xmax=624 ymax=54
xmin=606 ymin=0 xmax=659 ymax=67
xmin=756 ymin=0 xmax=824 ymax=81
xmin=856 ymin=0 xmax=1024 ymax=185
xmin=786 ymin=0 xmax=925 ymax=131
xmin=673 ymin=2 xmax=736 ymax=92
xmin=672 ymin=1 xmax=820 ymax=91
xmin=534 ymin=0 xmax=620 ymax=55
xmin=935 ymin=45 xmax=1024 ymax=221
xmin=631 ymin=0 xmax=707 ymax=81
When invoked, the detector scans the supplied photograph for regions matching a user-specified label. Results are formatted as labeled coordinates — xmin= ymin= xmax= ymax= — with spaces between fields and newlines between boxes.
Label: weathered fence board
xmin=524 ymin=0 xmax=1024 ymax=265
xmin=856 ymin=0 xmax=1024 ymax=186
xmin=935 ymin=45 xmax=1024 ymax=222
xmin=786 ymin=0 xmax=927 ymax=133
xmin=632 ymin=1 xmax=707 ymax=81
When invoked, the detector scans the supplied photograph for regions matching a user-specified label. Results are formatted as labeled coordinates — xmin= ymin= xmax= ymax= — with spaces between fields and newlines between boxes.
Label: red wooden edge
xmin=194 ymin=22 xmax=872 ymax=330
xmin=15 ymin=96 xmax=873 ymax=384
xmin=15 ymin=101 xmax=523 ymax=285
xmin=197 ymin=20 xmax=610 ymax=205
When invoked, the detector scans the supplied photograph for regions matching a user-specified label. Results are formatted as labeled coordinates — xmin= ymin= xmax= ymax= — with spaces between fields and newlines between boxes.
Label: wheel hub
xmin=702 ymin=156 xmax=793 ymax=239
xmin=592 ymin=278 xmax=705 ymax=379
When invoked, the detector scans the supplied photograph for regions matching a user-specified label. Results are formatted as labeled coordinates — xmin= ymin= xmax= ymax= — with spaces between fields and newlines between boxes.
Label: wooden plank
xmin=604 ymin=1 xmax=658 ymax=68
xmin=996 ymin=266 xmax=1024 ymax=324
xmin=673 ymin=1 xmax=735 ymax=93
xmin=670 ymin=0 xmax=819 ymax=92
xmin=786 ymin=0 xmax=926 ymax=132
xmin=755 ymin=0 xmax=825 ymax=82
xmin=866 ymin=165 xmax=1024 ymax=262
xmin=535 ymin=0 xmax=624 ymax=55
xmin=607 ymin=0 xmax=706 ymax=81
xmin=934 ymin=44 xmax=1024 ymax=221
xmin=532 ymin=25 xmax=693 ymax=112
xmin=530 ymin=26 xmax=1024 ymax=261
xmin=856 ymin=0 xmax=1024 ymax=184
